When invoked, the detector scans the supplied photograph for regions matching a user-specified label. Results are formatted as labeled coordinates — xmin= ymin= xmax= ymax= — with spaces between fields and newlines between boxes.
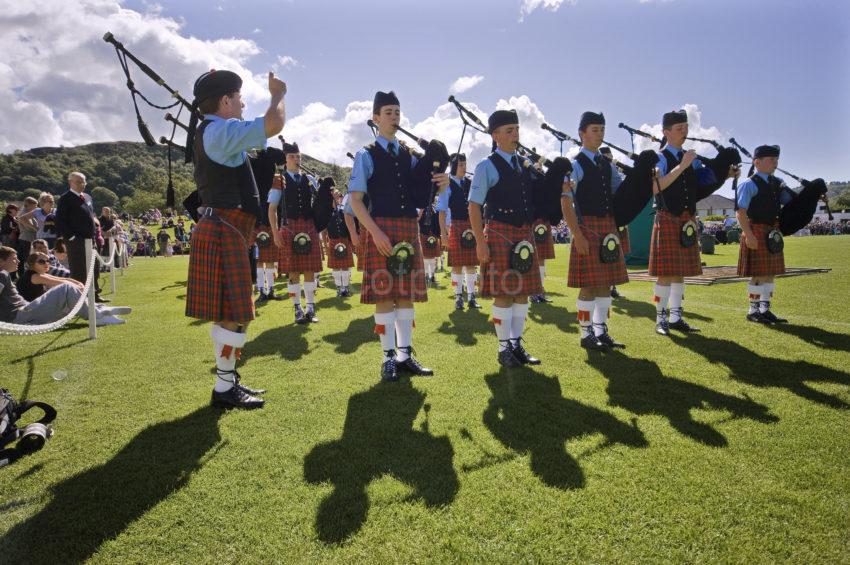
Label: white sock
xmin=748 ymin=283 xmax=762 ymax=314
xmin=425 ymin=259 xmax=435 ymax=278
xmin=654 ymin=283 xmax=671 ymax=323
xmin=577 ymin=299 xmax=595 ymax=339
xmin=759 ymin=282 xmax=774 ymax=313
xmin=451 ymin=272 xmax=462 ymax=297
xmin=464 ymin=272 xmax=476 ymax=299
xmin=265 ymin=268 xmax=276 ymax=294
xmin=210 ymin=325 xmax=247 ymax=392
xmin=288 ymin=282 xmax=301 ymax=307
xmin=303 ymin=280 xmax=317 ymax=307
xmin=539 ymin=264 xmax=546 ymax=286
xmin=395 ymin=308 xmax=415 ymax=361
xmin=374 ymin=311 xmax=397 ymax=359
xmin=510 ymin=302 xmax=529 ymax=346
xmin=256 ymin=267 xmax=266 ymax=293
xmin=341 ymin=269 xmax=351 ymax=287
xmin=669 ymin=283 xmax=685 ymax=322
xmin=492 ymin=305 xmax=513 ymax=351
xmin=332 ymin=270 xmax=342 ymax=288
xmin=593 ymin=296 xmax=612 ymax=337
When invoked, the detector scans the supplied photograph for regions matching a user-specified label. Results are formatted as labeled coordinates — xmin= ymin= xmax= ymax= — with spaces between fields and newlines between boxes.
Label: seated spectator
xmin=0 ymin=246 xmax=130 ymax=326
xmin=31 ymin=239 xmax=71 ymax=278
xmin=157 ymin=229 xmax=170 ymax=257
xmin=52 ymin=238 xmax=70 ymax=270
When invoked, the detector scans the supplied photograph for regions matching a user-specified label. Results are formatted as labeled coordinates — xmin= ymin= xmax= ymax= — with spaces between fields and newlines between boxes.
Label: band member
xmin=342 ymin=190 xmax=366 ymax=273
xmin=348 ymin=91 xmax=449 ymax=381
xmin=736 ymin=145 xmax=792 ymax=324
xmin=650 ymin=109 xmax=738 ymax=336
xmin=250 ymin=147 xmax=285 ymax=302
xmin=469 ymin=109 xmax=543 ymax=368
xmin=561 ymin=112 xmax=629 ymax=350
xmin=326 ymin=189 xmax=354 ymax=297
xmin=437 ymin=153 xmax=481 ymax=310
xmin=418 ymin=200 xmax=442 ymax=286
xmin=184 ymin=70 xmax=286 ymax=409
xmin=268 ymin=142 xmax=322 ymax=324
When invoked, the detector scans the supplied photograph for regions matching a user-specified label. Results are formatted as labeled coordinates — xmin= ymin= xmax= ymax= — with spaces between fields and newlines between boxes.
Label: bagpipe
xmin=364 ymin=119 xmax=450 ymax=208
xmin=728 ymin=138 xmax=831 ymax=235
xmin=104 ymin=32 xmax=199 ymax=208
xmin=540 ymin=121 xmax=659 ymax=227
xmin=275 ymin=136 xmax=335 ymax=232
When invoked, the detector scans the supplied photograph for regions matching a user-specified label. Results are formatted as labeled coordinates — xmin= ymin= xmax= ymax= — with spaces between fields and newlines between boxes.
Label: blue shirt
xmin=656 ymin=143 xmax=719 ymax=186
xmin=435 ymin=176 xmax=463 ymax=212
xmin=469 ymin=149 xmax=532 ymax=205
xmin=267 ymin=170 xmax=317 ymax=205
xmin=563 ymin=148 xmax=624 ymax=198
xmin=736 ymin=172 xmax=793 ymax=209
xmin=202 ymin=114 xmax=267 ymax=167
xmin=349 ymin=136 xmax=420 ymax=193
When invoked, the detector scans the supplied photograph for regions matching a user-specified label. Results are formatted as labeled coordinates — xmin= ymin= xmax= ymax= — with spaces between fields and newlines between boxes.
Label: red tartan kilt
xmin=480 ymin=220 xmax=543 ymax=298
xmin=648 ymin=210 xmax=702 ymax=277
xmin=532 ymin=219 xmax=556 ymax=260
xmin=355 ymin=233 xmax=366 ymax=272
xmin=326 ymin=237 xmax=354 ymax=269
xmin=618 ymin=225 xmax=631 ymax=255
xmin=278 ymin=217 xmax=323 ymax=274
xmin=186 ymin=208 xmax=255 ymax=323
xmin=737 ymin=222 xmax=785 ymax=276
xmin=360 ymin=216 xmax=428 ymax=304
xmin=421 ymin=235 xmax=442 ymax=259
xmin=253 ymin=224 xmax=278 ymax=263
xmin=447 ymin=219 xmax=479 ymax=267
xmin=567 ymin=215 xmax=629 ymax=288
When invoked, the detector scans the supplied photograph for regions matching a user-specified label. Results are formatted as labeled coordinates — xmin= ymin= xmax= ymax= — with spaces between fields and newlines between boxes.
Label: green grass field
xmin=2 ymin=236 xmax=849 ymax=563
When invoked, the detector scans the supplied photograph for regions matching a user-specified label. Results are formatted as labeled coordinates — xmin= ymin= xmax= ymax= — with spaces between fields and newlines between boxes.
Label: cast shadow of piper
xmin=671 ymin=333 xmax=850 ymax=409
xmin=322 ymin=316 xmax=375 ymax=354
xmin=303 ymin=380 xmax=458 ymax=545
xmin=0 ymin=407 xmax=224 ymax=564
xmin=436 ymin=307 xmax=492 ymax=346
xmin=586 ymin=352 xmax=778 ymax=447
xmin=482 ymin=368 xmax=648 ymax=489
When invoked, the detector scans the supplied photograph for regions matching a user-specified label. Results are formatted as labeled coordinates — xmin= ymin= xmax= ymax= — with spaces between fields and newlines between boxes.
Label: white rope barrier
xmin=0 ymin=239 xmax=99 ymax=337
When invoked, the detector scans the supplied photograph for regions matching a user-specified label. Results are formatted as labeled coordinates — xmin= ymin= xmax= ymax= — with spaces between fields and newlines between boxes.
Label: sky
xmin=1 ymin=0 xmax=848 ymax=195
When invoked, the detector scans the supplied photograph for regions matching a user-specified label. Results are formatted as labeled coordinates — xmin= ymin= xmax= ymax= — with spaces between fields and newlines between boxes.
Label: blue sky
xmin=3 ymin=0 xmax=848 ymax=185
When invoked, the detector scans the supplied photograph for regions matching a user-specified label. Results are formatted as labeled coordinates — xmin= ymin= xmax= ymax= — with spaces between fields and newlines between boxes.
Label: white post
xmin=85 ymin=238 xmax=97 ymax=339
xmin=109 ymin=238 xmax=117 ymax=294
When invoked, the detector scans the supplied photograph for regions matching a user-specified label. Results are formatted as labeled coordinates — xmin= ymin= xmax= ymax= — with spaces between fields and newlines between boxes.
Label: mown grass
xmin=1 ymin=236 xmax=848 ymax=563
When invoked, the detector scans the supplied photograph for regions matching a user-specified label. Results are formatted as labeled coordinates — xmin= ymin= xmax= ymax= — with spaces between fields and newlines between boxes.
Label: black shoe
xmin=294 ymin=305 xmax=307 ymax=324
xmin=668 ymin=318 xmax=700 ymax=333
xmin=529 ymin=294 xmax=541 ymax=304
xmin=761 ymin=310 xmax=787 ymax=324
xmin=211 ymin=386 xmax=265 ymax=409
xmin=467 ymin=295 xmax=482 ymax=309
xmin=498 ymin=347 xmax=522 ymax=368
xmin=581 ymin=334 xmax=610 ymax=351
xmin=539 ymin=294 xmax=553 ymax=303
xmin=597 ymin=331 xmax=626 ymax=349
xmin=455 ymin=296 xmax=464 ymax=310
xmin=655 ymin=320 xmax=670 ymax=336
xmin=230 ymin=370 xmax=267 ymax=395
xmin=305 ymin=305 xmax=319 ymax=323
xmin=747 ymin=311 xmax=771 ymax=324
xmin=269 ymin=290 xmax=285 ymax=301
xmin=511 ymin=339 xmax=541 ymax=365
xmin=396 ymin=348 xmax=434 ymax=376
xmin=95 ymin=295 xmax=110 ymax=304
xmin=336 ymin=287 xmax=343 ymax=297
xmin=381 ymin=353 xmax=399 ymax=382
xmin=255 ymin=293 xmax=268 ymax=305
xmin=342 ymin=287 xmax=352 ymax=297
xmin=610 ymin=286 xmax=621 ymax=299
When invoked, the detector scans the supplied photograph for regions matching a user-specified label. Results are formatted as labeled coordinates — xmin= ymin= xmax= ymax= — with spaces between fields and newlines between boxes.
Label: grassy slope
xmin=1 ymin=237 xmax=848 ymax=563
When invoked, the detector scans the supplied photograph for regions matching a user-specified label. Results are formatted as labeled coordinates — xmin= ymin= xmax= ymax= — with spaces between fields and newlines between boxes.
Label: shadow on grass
xmin=586 ymin=351 xmax=779 ymax=446
xmin=159 ymin=280 xmax=187 ymax=291
xmin=322 ymin=316 xmax=374 ymax=354
xmin=672 ymin=333 xmax=850 ymax=409
xmin=768 ymin=323 xmax=850 ymax=353
xmin=0 ymin=407 xmax=223 ymax=564
xmin=315 ymin=295 xmax=353 ymax=311
xmin=482 ymin=368 xmax=647 ymax=489
xmin=528 ymin=302 xmax=577 ymax=334
xmin=611 ymin=296 xmax=713 ymax=323
xmin=304 ymin=380 xmax=458 ymax=545
xmin=436 ymin=308 xmax=491 ymax=346
xmin=248 ymin=322 xmax=310 ymax=361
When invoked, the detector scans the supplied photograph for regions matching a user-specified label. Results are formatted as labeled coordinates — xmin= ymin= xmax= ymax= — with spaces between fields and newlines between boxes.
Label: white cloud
xmin=632 ymin=103 xmax=725 ymax=157
xmin=275 ymin=55 xmax=299 ymax=69
xmin=0 ymin=1 xmax=269 ymax=153
xmin=519 ymin=0 xmax=576 ymax=22
xmin=449 ymin=75 xmax=484 ymax=95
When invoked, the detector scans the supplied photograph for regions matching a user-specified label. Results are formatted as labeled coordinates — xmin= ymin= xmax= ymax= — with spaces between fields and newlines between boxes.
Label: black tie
xmin=294 ymin=173 xmax=301 ymax=183
xmin=594 ymin=154 xmax=604 ymax=168
xmin=677 ymin=150 xmax=684 ymax=162
xmin=511 ymin=155 xmax=521 ymax=174
xmin=387 ymin=143 xmax=397 ymax=158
